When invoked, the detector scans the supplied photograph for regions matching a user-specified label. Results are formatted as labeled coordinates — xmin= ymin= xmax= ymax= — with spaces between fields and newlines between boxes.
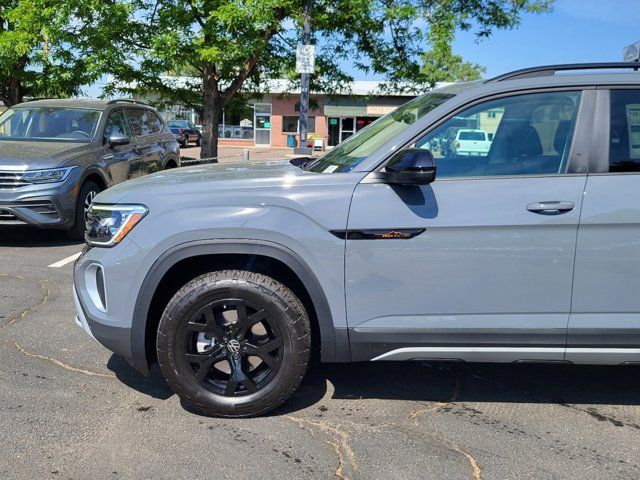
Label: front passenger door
xmin=345 ymin=90 xmax=592 ymax=362
xmin=101 ymin=109 xmax=139 ymax=183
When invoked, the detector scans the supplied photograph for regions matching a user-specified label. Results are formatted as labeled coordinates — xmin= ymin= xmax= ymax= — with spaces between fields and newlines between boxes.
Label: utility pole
xmin=293 ymin=0 xmax=314 ymax=156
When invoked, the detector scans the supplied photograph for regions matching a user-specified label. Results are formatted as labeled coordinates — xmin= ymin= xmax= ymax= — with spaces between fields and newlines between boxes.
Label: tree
xmin=98 ymin=0 xmax=553 ymax=159
xmin=0 ymin=0 xmax=101 ymax=107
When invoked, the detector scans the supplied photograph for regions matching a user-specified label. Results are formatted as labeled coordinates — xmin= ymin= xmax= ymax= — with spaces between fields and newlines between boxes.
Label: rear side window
xmin=126 ymin=109 xmax=158 ymax=137
xmin=609 ymin=90 xmax=640 ymax=172
xmin=150 ymin=112 xmax=165 ymax=133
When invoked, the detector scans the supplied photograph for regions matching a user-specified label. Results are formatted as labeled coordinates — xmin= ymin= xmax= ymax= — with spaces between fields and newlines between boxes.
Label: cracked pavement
xmin=2 ymin=226 xmax=640 ymax=479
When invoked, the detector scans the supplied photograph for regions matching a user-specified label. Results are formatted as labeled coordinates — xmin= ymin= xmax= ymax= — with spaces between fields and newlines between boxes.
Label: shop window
xmin=219 ymin=104 xmax=255 ymax=140
xmin=281 ymin=116 xmax=315 ymax=133
xmin=283 ymin=116 xmax=298 ymax=133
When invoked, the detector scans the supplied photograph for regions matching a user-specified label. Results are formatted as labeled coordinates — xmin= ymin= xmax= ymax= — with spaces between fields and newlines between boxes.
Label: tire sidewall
xmin=69 ymin=180 xmax=100 ymax=240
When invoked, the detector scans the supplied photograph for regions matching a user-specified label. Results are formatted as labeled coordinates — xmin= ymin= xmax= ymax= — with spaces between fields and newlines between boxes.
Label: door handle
xmin=526 ymin=201 xmax=575 ymax=215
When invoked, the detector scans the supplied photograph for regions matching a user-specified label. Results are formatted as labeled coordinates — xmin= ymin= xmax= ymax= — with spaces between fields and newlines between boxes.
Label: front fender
xmin=130 ymin=238 xmax=350 ymax=374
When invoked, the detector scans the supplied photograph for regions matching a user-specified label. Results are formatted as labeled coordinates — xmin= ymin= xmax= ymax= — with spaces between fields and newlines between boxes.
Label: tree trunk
xmin=8 ymin=76 xmax=23 ymax=106
xmin=200 ymin=64 xmax=223 ymax=161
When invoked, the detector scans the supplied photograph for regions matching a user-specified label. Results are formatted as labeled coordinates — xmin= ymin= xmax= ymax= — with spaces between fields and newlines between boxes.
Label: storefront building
xmin=150 ymin=79 xmax=417 ymax=149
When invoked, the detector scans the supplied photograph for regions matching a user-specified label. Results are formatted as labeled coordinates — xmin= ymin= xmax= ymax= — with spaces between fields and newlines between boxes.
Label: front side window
xmin=104 ymin=110 xmax=130 ymax=139
xmin=415 ymin=91 xmax=581 ymax=178
xmin=0 ymin=107 xmax=101 ymax=142
xmin=609 ymin=89 xmax=640 ymax=172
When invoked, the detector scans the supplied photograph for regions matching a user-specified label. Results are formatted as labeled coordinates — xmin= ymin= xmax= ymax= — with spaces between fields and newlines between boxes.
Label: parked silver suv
xmin=0 ymin=99 xmax=179 ymax=239
xmin=74 ymin=63 xmax=640 ymax=417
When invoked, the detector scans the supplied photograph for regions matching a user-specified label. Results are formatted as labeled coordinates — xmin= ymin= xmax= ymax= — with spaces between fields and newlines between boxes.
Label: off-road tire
xmin=157 ymin=270 xmax=311 ymax=417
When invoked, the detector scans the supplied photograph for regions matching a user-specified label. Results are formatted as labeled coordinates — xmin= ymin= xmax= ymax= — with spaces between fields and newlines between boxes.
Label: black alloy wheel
xmin=180 ymin=298 xmax=284 ymax=396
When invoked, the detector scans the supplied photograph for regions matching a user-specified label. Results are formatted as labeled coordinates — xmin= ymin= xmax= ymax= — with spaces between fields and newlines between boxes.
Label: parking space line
xmin=48 ymin=252 xmax=82 ymax=268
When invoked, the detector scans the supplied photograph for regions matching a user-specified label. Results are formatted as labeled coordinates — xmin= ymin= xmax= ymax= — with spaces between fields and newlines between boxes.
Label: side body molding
xmin=130 ymin=239 xmax=348 ymax=372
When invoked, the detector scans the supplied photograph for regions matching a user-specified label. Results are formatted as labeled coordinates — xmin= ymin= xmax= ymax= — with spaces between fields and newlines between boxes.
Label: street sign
xmin=296 ymin=44 xmax=315 ymax=74
xmin=623 ymin=42 xmax=640 ymax=62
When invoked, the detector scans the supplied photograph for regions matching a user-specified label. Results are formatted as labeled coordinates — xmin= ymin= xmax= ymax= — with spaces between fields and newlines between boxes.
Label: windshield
xmin=168 ymin=120 xmax=189 ymax=128
xmin=307 ymin=92 xmax=454 ymax=173
xmin=0 ymin=107 xmax=101 ymax=142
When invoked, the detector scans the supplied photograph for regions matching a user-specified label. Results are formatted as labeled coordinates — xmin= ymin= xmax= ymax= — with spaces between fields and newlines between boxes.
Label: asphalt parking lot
xmin=2 ymin=227 xmax=640 ymax=480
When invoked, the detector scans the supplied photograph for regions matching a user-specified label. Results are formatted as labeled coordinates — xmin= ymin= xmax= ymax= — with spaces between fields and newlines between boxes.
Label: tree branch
xmin=222 ymin=8 xmax=287 ymax=100
xmin=188 ymin=0 xmax=206 ymax=29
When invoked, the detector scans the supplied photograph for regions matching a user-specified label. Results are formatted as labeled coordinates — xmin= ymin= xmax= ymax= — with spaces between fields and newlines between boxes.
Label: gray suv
xmin=0 ymin=99 xmax=179 ymax=239
xmin=74 ymin=63 xmax=640 ymax=417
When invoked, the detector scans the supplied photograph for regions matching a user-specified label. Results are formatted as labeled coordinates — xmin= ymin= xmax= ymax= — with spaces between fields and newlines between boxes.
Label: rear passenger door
xmin=125 ymin=108 xmax=165 ymax=175
xmin=568 ymin=88 xmax=640 ymax=363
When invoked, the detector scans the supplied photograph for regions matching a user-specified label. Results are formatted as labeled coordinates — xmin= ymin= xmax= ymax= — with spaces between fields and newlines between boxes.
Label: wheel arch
xmin=80 ymin=168 xmax=108 ymax=191
xmin=131 ymin=240 xmax=346 ymax=374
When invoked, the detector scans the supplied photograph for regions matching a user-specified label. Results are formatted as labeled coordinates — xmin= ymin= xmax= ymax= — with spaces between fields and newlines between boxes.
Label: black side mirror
xmin=381 ymin=148 xmax=436 ymax=185
xmin=106 ymin=133 xmax=130 ymax=147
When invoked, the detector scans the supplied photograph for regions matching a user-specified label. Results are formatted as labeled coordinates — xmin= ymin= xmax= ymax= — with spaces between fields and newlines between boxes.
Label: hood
xmin=99 ymin=159 xmax=322 ymax=203
xmin=0 ymin=141 xmax=93 ymax=170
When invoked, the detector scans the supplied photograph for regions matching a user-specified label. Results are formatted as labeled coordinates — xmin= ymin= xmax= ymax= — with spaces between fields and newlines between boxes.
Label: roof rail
xmin=486 ymin=62 xmax=640 ymax=83
xmin=23 ymin=97 xmax=60 ymax=102
xmin=106 ymin=98 xmax=150 ymax=106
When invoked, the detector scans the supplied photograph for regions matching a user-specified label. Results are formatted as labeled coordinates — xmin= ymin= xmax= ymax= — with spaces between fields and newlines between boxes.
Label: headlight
xmin=85 ymin=204 xmax=148 ymax=247
xmin=21 ymin=167 xmax=75 ymax=184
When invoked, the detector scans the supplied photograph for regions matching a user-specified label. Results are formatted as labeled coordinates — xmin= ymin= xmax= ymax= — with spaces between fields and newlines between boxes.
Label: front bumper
xmin=73 ymin=239 xmax=151 ymax=375
xmin=0 ymin=174 xmax=79 ymax=229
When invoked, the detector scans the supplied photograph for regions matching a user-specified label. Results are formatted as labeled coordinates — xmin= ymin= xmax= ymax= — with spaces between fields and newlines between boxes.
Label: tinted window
xmin=150 ymin=112 xmax=164 ymax=133
xmin=126 ymin=109 xmax=156 ymax=136
xmin=104 ymin=110 xmax=130 ymax=139
xmin=458 ymin=131 xmax=486 ymax=141
xmin=609 ymin=89 xmax=640 ymax=172
xmin=415 ymin=91 xmax=581 ymax=178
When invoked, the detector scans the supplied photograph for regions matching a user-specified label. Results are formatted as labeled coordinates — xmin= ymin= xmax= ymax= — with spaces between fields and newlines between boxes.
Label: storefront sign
xmin=366 ymin=105 xmax=398 ymax=115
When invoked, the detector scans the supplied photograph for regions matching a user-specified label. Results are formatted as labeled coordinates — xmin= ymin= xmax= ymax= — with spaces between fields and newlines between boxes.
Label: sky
xmin=449 ymin=0 xmax=640 ymax=78
xmin=83 ymin=0 xmax=640 ymax=97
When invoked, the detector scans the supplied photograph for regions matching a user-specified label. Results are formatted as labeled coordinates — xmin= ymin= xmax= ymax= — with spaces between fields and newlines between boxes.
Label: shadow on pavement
xmin=0 ymin=226 xmax=82 ymax=247
xmin=107 ymin=355 xmax=173 ymax=400
xmin=108 ymin=354 xmax=640 ymax=416
xmin=322 ymin=361 xmax=640 ymax=406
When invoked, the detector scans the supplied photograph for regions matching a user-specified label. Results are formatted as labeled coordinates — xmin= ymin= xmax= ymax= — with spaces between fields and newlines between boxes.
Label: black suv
xmin=0 ymin=99 xmax=180 ymax=239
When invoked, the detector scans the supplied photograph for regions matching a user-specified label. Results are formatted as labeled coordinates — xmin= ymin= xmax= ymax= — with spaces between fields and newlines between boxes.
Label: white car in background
xmin=452 ymin=129 xmax=492 ymax=156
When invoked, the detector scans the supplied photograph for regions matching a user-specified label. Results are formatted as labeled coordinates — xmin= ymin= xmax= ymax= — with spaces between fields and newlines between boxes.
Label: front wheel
xmin=195 ymin=135 xmax=201 ymax=147
xmin=157 ymin=270 xmax=311 ymax=417
xmin=67 ymin=180 xmax=100 ymax=241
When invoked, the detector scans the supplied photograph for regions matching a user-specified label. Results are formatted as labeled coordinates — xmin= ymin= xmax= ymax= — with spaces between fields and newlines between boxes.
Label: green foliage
xmin=91 ymin=0 xmax=552 ymax=157
xmin=0 ymin=0 xmax=553 ymax=155
xmin=0 ymin=0 xmax=103 ymax=106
